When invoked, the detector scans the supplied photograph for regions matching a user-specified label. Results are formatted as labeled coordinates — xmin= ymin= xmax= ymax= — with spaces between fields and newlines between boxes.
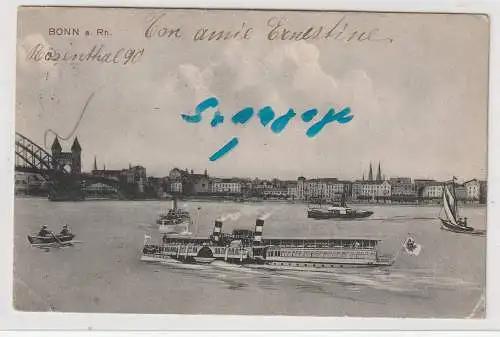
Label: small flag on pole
xmin=403 ymin=236 xmax=422 ymax=256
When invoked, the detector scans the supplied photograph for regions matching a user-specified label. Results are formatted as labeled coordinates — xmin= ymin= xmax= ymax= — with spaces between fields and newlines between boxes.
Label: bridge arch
xmin=15 ymin=132 xmax=70 ymax=175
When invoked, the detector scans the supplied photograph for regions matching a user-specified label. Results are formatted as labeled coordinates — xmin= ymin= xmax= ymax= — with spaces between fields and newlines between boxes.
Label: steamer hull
xmin=307 ymin=208 xmax=373 ymax=219
xmin=141 ymin=237 xmax=394 ymax=269
xmin=141 ymin=218 xmax=394 ymax=270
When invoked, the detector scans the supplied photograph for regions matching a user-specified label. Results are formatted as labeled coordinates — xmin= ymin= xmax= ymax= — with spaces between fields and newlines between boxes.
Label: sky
xmin=15 ymin=7 xmax=489 ymax=181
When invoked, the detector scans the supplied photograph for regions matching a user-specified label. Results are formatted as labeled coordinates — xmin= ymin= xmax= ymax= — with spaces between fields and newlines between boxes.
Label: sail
xmin=443 ymin=186 xmax=458 ymax=225
xmin=445 ymin=186 xmax=456 ymax=217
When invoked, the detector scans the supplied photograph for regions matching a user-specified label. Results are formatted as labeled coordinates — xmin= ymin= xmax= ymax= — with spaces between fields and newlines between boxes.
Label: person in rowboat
xmin=37 ymin=225 xmax=50 ymax=237
xmin=59 ymin=225 xmax=71 ymax=236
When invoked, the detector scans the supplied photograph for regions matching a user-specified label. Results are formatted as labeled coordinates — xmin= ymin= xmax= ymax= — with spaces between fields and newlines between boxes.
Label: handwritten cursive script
xmin=26 ymin=44 xmax=145 ymax=65
xmin=181 ymin=97 xmax=354 ymax=161
xmin=266 ymin=16 xmax=393 ymax=43
xmin=142 ymin=13 xmax=393 ymax=44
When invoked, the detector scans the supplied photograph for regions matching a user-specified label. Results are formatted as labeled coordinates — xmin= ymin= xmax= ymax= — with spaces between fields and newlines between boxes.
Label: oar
xmin=49 ymin=231 xmax=63 ymax=244
xmin=50 ymin=231 xmax=71 ymax=247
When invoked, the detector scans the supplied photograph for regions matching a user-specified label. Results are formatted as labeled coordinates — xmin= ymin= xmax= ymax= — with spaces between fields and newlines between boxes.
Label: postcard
xmin=14 ymin=6 xmax=489 ymax=319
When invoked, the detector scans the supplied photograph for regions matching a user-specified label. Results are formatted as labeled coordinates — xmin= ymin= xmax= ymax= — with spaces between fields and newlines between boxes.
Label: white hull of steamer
xmin=158 ymin=222 xmax=191 ymax=234
xmin=248 ymin=260 xmax=393 ymax=272
xmin=194 ymin=257 xmax=217 ymax=264
xmin=140 ymin=252 xmax=393 ymax=270
xmin=261 ymin=258 xmax=395 ymax=268
xmin=141 ymin=254 xmax=216 ymax=265
xmin=140 ymin=254 xmax=183 ymax=264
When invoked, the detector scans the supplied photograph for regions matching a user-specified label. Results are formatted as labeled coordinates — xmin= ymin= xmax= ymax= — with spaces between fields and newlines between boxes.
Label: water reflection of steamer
xmin=142 ymin=217 xmax=395 ymax=269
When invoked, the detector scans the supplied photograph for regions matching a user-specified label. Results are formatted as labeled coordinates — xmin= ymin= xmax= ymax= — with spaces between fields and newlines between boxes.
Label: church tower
xmin=368 ymin=162 xmax=373 ymax=181
xmin=71 ymin=137 xmax=82 ymax=174
xmin=376 ymin=162 xmax=382 ymax=181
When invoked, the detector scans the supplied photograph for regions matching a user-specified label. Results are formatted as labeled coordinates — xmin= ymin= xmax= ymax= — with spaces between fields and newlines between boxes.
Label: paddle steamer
xmin=141 ymin=218 xmax=394 ymax=269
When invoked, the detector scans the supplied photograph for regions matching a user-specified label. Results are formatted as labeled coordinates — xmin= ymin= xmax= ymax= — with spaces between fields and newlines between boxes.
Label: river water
xmin=13 ymin=198 xmax=486 ymax=318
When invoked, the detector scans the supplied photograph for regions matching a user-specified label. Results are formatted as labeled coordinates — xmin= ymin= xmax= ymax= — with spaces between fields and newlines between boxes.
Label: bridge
xmin=15 ymin=132 xmax=124 ymax=200
xmin=15 ymin=132 xmax=69 ymax=176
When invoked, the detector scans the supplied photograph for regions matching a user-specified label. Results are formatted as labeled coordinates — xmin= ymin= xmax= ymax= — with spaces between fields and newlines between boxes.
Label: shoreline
xmin=14 ymin=195 xmax=487 ymax=208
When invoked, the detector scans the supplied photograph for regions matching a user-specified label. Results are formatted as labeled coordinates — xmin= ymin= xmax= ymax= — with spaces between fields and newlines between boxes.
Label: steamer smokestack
xmin=212 ymin=220 xmax=223 ymax=243
xmin=253 ymin=218 xmax=264 ymax=245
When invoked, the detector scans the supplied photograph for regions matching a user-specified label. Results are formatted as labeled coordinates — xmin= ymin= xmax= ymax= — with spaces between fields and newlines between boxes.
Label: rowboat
xmin=27 ymin=233 xmax=75 ymax=245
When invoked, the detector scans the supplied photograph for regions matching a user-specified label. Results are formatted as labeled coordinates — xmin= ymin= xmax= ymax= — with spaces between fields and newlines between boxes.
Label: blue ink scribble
xmin=181 ymin=97 xmax=219 ymax=123
xmin=181 ymin=97 xmax=353 ymax=161
xmin=258 ymin=106 xmax=276 ymax=127
xmin=209 ymin=137 xmax=239 ymax=161
xmin=301 ymin=108 xmax=318 ymax=122
xmin=306 ymin=107 xmax=353 ymax=138
xmin=211 ymin=111 xmax=224 ymax=127
xmin=232 ymin=107 xmax=254 ymax=125
xmin=271 ymin=109 xmax=296 ymax=134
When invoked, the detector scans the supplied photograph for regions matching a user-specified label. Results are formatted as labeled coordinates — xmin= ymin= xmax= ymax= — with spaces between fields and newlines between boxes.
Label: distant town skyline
xmin=83 ymin=153 xmax=484 ymax=183
xmin=16 ymin=9 xmax=488 ymax=182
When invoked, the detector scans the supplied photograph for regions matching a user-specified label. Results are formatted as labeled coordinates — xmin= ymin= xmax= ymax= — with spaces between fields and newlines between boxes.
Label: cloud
xmin=16 ymin=34 xmax=62 ymax=143
xmin=286 ymin=42 xmax=339 ymax=103
xmin=17 ymin=34 xmax=59 ymax=82
xmin=161 ymin=40 xmax=380 ymax=121
xmin=215 ymin=41 xmax=378 ymax=115
xmin=177 ymin=63 xmax=214 ymax=101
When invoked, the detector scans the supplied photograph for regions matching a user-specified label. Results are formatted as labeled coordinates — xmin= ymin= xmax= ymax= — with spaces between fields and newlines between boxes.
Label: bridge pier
xmin=48 ymin=173 xmax=85 ymax=201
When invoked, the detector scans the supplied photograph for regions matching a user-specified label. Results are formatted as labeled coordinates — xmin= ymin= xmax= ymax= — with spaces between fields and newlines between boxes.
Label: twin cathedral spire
xmin=363 ymin=162 xmax=384 ymax=182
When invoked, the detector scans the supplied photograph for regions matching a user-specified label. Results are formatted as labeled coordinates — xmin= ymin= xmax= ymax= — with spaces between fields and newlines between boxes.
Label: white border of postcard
xmin=1 ymin=0 xmax=499 ymax=334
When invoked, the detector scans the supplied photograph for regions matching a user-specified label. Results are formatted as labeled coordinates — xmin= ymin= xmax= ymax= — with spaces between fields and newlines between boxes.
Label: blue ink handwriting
xmin=181 ymin=97 xmax=354 ymax=161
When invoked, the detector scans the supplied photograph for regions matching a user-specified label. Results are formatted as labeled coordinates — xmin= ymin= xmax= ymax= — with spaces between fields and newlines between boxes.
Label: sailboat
xmin=439 ymin=178 xmax=474 ymax=233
